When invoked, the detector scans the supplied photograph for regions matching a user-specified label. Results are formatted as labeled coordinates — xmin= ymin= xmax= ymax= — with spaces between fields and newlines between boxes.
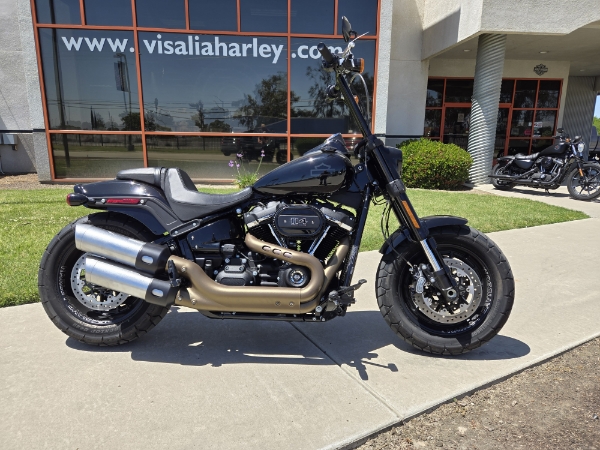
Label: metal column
xmin=467 ymin=34 xmax=507 ymax=184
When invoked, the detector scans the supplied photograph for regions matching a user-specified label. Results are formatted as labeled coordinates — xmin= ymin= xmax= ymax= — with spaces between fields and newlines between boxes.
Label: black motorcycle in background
xmin=38 ymin=17 xmax=515 ymax=355
xmin=490 ymin=129 xmax=600 ymax=200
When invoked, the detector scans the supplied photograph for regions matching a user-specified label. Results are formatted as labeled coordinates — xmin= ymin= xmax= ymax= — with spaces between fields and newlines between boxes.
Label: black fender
xmin=73 ymin=180 xmax=183 ymax=235
xmin=379 ymin=215 xmax=468 ymax=255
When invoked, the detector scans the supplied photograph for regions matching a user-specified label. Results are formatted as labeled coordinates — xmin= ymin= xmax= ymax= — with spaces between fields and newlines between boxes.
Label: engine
xmin=243 ymin=201 xmax=355 ymax=287
xmin=186 ymin=201 xmax=355 ymax=288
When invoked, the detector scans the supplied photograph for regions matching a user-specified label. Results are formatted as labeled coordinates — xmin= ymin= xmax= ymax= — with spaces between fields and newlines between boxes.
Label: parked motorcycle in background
xmin=490 ymin=128 xmax=600 ymax=200
xmin=38 ymin=17 xmax=515 ymax=356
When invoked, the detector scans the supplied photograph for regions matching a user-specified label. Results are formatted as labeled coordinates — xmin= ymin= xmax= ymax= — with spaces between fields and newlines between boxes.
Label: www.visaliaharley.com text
xmin=60 ymin=35 xmax=343 ymax=64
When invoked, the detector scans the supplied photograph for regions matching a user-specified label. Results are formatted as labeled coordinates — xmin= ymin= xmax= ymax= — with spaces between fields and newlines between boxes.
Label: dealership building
xmin=1 ymin=0 xmax=600 ymax=183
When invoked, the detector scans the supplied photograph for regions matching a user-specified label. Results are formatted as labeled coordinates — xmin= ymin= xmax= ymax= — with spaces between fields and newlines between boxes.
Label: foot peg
xmin=328 ymin=279 xmax=367 ymax=306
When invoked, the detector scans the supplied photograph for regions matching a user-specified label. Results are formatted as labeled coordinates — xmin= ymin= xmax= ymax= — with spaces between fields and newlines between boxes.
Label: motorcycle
xmin=490 ymin=129 xmax=600 ymax=200
xmin=39 ymin=17 xmax=515 ymax=355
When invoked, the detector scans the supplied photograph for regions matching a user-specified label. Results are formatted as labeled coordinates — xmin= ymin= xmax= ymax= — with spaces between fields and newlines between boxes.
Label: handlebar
xmin=317 ymin=43 xmax=335 ymax=64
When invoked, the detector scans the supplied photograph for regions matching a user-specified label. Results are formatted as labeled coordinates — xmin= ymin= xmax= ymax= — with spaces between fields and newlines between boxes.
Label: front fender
xmin=379 ymin=215 xmax=468 ymax=255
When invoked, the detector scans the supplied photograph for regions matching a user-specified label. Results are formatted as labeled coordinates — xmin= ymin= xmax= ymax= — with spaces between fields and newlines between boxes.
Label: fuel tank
xmin=539 ymin=142 xmax=567 ymax=157
xmin=253 ymin=150 xmax=354 ymax=195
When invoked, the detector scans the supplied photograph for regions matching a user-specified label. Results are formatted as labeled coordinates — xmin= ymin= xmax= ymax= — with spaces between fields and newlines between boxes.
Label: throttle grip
xmin=317 ymin=43 xmax=334 ymax=64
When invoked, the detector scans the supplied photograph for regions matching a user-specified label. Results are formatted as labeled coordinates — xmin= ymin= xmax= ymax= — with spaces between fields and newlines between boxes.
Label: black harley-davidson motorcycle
xmin=39 ymin=18 xmax=515 ymax=355
xmin=490 ymin=129 xmax=600 ymax=200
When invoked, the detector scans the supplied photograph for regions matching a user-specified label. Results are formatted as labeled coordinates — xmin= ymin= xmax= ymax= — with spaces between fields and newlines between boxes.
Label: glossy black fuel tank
xmin=253 ymin=150 xmax=353 ymax=195
xmin=539 ymin=142 xmax=567 ymax=157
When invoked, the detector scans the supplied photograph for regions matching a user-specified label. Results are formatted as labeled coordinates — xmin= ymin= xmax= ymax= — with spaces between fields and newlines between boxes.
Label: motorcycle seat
xmin=514 ymin=152 xmax=539 ymax=161
xmin=116 ymin=167 xmax=164 ymax=187
xmin=162 ymin=168 xmax=253 ymax=221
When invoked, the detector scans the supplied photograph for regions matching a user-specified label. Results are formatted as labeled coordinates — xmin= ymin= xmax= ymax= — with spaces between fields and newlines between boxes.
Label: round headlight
xmin=578 ymin=142 xmax=586 ymax=153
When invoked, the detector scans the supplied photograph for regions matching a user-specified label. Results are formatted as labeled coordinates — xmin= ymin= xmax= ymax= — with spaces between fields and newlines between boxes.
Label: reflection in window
xmin=424 ymin=109 xmax=441 ymax=137
xmin=139 ymin=32 xmax=288 ymax=132
xmin=85 ymin=0 xmax=132 ymax=26
xmin=189 ymin=0 xmax=237 ymax=31
xmin=443 ymin=108 xmax=470 ymax=149
xmin=537 ymin=80 xmax=561 ymax=108
xmin=136 ymin=0 xmax=185 ymax=29
xmin=499 ymin=80 xmax=514 ymax=103
xmin=444 ymin=79 xmax=473 ymax=104
xmin=35 ymin=0 xmax=80 ymax=24
xmin=290 ymin=38 xmax=375 ymax=134
xmin=507 ymin=139 xmax=530 ymax=156
xmin=426 ymin=79 xmax=444 ymax=107
xmin=291 ymin=0 xmax=334 ymax=34
xmin=240 ymin=0 xmax=287 ymax=33
xmin=291 ymin=137 xmax=359 ymax=160
xmin=531 ymin=139 xmax=553 ymax=152
xmin=147 ymin=135 xmax=288 ymax=179
xmin=338 ymin=0 xmax=378 ymax=35
xmin=39 ymin=29 xmax=139 ymax=131
xmin=510 ymin=110 xmax=534 ymax=137
xmin=514 ymin=80 xmax=537 ymax=108
xmin=495 ymin=109 xmax=509 ymax=154
xmin=51 ymin=134 xmax=143 ymax=178
xmin=533 ymin=110 xmax=556 ymax=137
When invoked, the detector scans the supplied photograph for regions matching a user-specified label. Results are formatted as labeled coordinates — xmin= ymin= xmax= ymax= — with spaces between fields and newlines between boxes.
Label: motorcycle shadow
xmin=66 ymin=308 xmax=530 ymax=380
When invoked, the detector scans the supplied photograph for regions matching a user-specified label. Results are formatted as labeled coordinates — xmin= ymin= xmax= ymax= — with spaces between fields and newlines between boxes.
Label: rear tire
xmin=376 ymin=225 xmax=514 ymax=355
xmin=566 ymin=163 xmax=600 ymax=201
xmin=491 ymin=163 xmax=516 ymax=191
xmin=38 ymin=212 xmax=170 ymax=346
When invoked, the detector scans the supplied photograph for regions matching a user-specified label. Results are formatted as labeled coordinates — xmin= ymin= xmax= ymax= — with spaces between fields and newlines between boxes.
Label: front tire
xmin=38 ymin=212 xmax=170 ymax=346
xmin=376 ymin=225 xmax=514 ymax=355
xmin=566 ymin=163 xmax=600 ymax=201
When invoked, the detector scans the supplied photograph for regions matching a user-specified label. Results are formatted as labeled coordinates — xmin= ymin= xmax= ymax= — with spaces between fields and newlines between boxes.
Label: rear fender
xmin=73 ymin=179 xmax=182 ymax=235
xmin=379 ymin=215 xmax=468 ymax=255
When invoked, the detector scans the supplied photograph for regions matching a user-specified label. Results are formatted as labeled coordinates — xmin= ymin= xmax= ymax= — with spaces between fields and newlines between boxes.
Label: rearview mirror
xmin=557 ymin=128 xmax=564 ymax=134
xmin=341 ymin=16 xmax=356 ymax=42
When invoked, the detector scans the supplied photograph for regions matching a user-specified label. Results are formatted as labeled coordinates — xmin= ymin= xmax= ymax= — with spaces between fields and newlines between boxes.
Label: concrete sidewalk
xmin=2 ymin=218 xmax=600 ymax=449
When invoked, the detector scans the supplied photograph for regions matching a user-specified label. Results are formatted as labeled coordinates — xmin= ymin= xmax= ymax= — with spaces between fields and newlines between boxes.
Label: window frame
xmin=30 ymin=0 xmax=381 ymax=181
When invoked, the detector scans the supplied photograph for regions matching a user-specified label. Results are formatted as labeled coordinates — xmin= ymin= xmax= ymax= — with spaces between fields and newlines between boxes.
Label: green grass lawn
xmin=0 ymin=187 xmax=587 ymax=308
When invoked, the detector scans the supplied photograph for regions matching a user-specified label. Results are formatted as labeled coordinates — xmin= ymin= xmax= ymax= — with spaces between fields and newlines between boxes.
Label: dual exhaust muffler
xmin=74 ymin=224 xmax=347 ymax=313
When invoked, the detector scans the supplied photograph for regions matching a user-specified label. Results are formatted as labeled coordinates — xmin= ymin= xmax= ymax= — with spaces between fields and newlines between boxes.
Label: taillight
xmin=105 ymin=198 xmax=140 ymax=204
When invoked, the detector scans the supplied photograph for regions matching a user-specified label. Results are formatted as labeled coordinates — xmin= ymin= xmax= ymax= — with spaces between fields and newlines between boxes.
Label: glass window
xmin=39 ymin=29 xmax=139 ymax=131
xmin=513 ymin=80 xmax=537 ymax=108
xmin=537 ymin=80 xmax=560 ymax=108
xmin=426 ymin=79 xmax=444 ymax=107
xmin=35 ymin=0 xmax=80 ymax=24
xmin=84 ymin=0 xmax=132 ymax=26
xmin=531 ymin=139 xmax=554 ymax=152
xmin=510 ymin=110 xmax=534 ymax=137
xmin=443 ymin=107 xmax=470 ymax=149
xmin=495 ymin=108 xmax=509 ymax=155
xmin=51 ymin=134 xmax=143 ymax=178
xmin=291 ymin=0 xmax=334 ymax=35
xmin=136 ymin=0 xmax=185 ymax=29
xmin=139 ymin=32 xmax=288 ymax=132
xmin=499 ymin=80 xmax=514 ymax=104
xmin=189 ymin=0 xmax=237 ymax=32
xmin=240 ymin=0 xmax=287 ymax=33
xmin=533 ymin=110 xmax=556 ymax=138
xmin=338 ymin=0 xmax=378 ymax=35
xmin=147 ymin=135 xmax=287 ymax=179
xmin=444 ymin=79 xmax=473 ymax=104
xmin=424 ymin=109 xmax=441 ymax=137
xmin=507 ymin=139 xmax=530 ymax=156
xmin=290 ymin=38 xmax=375 ymax=134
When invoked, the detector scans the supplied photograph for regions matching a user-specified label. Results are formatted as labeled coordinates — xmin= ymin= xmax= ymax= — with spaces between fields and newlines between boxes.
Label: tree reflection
xmin=236 ymin=73 xmax=293 ymax=131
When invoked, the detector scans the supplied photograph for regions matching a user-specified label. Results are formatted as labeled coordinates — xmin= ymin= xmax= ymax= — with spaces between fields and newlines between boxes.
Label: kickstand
xmin=545 ymin=189 xmax=550 ymax=194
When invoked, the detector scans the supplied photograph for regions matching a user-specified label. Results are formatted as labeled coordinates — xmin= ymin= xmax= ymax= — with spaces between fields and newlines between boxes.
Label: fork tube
xmin=340 ymin=185 xmax=372 ymax=286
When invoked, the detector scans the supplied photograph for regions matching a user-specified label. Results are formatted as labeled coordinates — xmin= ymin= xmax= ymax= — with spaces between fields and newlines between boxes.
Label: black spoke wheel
xmin=566 ymin=163 xmax=600 ymax=201
xmin=39 ymin=212 xmax=170 ymax=346
xmin=491 ymin=163 xmax=515 ymax=191
xmin=377 ymin=225 xmax=514 ymax=355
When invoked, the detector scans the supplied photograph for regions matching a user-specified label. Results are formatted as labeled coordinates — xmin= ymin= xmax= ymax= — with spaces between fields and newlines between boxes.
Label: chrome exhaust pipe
xmin=85 ymin=256 xmax=177 ymax=307
xmin=75 ymin=224 xmax=170 ymax=276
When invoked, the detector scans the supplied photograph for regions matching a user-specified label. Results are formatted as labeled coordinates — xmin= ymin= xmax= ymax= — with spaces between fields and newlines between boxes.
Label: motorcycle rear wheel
xmin=491 ymin=164 xmax=516 ymax=191
xmin=376 ymin=225 xmax=514 ymax=355
xmin=38 ymin=212 xmax=170 ymax=346
xmin=566 ymin=163 xmax=600 ymax=201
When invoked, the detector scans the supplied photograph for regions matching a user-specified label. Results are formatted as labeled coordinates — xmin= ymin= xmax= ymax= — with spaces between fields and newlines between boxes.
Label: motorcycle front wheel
xmin=376 ymin=225 xmax=514 ymax=355
xmin=566 ymin=163 xmax=600 ymax=200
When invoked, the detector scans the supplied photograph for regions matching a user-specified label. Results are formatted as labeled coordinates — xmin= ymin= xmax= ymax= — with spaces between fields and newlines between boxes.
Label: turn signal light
xmin=357 ymin=58 xmax=364 ymax=73
xmin=66 ymin=193 xmax=88 ymax=206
